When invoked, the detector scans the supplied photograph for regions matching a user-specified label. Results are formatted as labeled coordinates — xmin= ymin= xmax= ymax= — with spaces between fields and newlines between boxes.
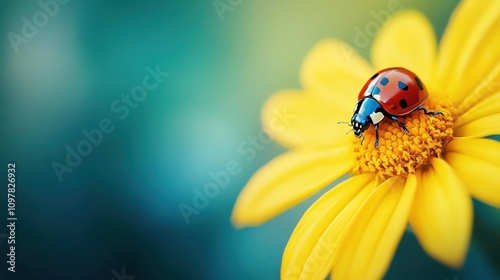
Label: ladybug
xmin=343 ymin=67 xmax=443 ymax=147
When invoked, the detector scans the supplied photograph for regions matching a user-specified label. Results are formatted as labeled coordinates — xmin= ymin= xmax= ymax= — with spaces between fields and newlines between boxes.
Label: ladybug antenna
xmin=337 ymin=121 xmax=352 ymax=127
xmin=338 ymin=122 xmax=353 ymax=134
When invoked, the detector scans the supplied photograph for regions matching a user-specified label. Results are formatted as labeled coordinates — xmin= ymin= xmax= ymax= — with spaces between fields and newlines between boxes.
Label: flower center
xmin=352 ymin=98 xmax=456 ymax=180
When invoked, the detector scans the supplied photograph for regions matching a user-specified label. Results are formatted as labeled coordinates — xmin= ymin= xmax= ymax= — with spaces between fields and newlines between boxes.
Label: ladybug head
xmin=351 ymin=114 xmax=370 ymax=138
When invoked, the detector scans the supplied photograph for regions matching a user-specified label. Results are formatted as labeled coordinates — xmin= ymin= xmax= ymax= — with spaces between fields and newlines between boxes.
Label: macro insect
xmin=340 ymin=67 xmax=443 ymax=147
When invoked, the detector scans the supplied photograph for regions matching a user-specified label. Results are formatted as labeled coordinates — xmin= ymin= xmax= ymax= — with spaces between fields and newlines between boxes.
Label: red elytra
xmin=357 ymin=67 xmax=428 ymax=116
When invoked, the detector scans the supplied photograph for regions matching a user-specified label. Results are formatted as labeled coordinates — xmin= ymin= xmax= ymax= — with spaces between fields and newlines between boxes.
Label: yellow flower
xmin=231 ymin=1 xmax=500 ymax=279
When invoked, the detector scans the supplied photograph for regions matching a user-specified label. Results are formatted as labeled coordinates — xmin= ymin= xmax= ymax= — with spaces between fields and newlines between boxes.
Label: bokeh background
xmin=1 ymin=0 xmax=499 ymax=279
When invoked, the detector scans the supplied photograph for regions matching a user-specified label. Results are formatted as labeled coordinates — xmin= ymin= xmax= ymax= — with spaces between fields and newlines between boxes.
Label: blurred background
xmin=1 ymin=0 xmax=499 ymax=279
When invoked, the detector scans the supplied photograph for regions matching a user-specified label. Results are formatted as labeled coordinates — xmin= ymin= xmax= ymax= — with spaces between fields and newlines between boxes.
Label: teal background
xmin=1 ymin=0 xmax=499 ymax=279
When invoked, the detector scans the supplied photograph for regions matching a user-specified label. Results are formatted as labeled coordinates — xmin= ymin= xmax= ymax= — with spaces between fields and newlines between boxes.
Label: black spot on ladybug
xmin=399 ymin=99 xmax=408 ymax=108
xmin=415 ymin=76 xmax=424 ymax=90
xmin=370 ymin=73 xmax=379 ymax=80
xmin=398 ymin=81 xmax=409 ymax=91
xmin=380 ymin=77 xmax=389 ymax=86
xmin=373 ymin=86 xmax=381 ymax=95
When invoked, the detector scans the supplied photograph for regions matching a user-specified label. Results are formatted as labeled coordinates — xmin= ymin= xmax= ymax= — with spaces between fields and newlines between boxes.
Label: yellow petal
xmin=456 ymin=55 xmax=500 ymax=115
xmin=409 ymin=158 xmax=472 ymax=268
xmin=232 ymin=146 xmax=355 ymax=227
xmin=435 ymin=0 xmax=500 ymax=102
xmin=372 ymin=10 xmax=437 ymax=87
xmin=300 ymin=39 xmax=373 ymax=112
xmin=282 ymin=173 xmax=376 ymax=280
xmin=333 ymin=176 xmax=416 ymax=280
xmin=454 ymin=113 xmax=500 ymax=138
xmin=262 ymin=90 xmax=354 ymax=149
xmin=445 ymin=138 xmax=500 ymax=207
xmin=455 ymin=92 xmax=500 ymax=128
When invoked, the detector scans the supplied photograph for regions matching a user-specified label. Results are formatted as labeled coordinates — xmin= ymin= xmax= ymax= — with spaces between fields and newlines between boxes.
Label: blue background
xmin=1 ymin=0 xmax=499 ymax=279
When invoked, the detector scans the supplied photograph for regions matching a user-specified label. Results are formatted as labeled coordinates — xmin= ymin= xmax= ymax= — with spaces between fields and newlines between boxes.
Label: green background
xmin=1 ymin=0 xmax=499 ymax=279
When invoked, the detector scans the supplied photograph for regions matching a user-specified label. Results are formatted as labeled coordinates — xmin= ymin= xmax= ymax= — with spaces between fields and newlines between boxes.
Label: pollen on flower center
xmin=352 ymin=98 xmax=456 ymax=180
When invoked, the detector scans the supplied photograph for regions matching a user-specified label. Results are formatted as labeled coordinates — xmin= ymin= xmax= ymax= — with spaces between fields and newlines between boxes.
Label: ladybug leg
xmin=389 ymin=116 xmax=409 ymax=134
xmin=415 ymin=106 xmax=444 ymax=116
xmin=374 ymin=123 xmax=380 ymax=147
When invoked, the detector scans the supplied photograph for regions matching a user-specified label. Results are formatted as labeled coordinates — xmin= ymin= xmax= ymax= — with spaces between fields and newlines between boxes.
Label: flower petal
xmin=300 ymin=39 xmax=373 ymax=111
xmin=455 ymin=92 xmax=500 ymax=128
xmin=333 ymin=176 xmax=416 ymax=280
xmin=231 ymin=146 xmax=355 ymax=227
xmin=282 ymin=173 xmax=376 ymax=280
xmin=445 ymin=138 xmax=500 ymax=207
xmin=456 ymin=63 xmax=500 ymax=115
xmin=454 ymin=113 xmax=500 ymax=138
xmin=371 ymin=10 xmax=437 ymax=87
xmin=435 ymin=0 xmax=500 ymax=102
xmin=262 ymin=90 xmax=353 ymax=149
xmin=409 ymin=158 xmax=472 ymax=268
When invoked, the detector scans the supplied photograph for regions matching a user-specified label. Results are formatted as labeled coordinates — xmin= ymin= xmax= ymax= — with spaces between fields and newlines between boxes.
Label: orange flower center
xmin=352 ymin=98 xmax=456 ymax=180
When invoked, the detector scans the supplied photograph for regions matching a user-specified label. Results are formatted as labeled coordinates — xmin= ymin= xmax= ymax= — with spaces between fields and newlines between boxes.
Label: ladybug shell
xmin=357 ymin=67 xmax=428 ymax=116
